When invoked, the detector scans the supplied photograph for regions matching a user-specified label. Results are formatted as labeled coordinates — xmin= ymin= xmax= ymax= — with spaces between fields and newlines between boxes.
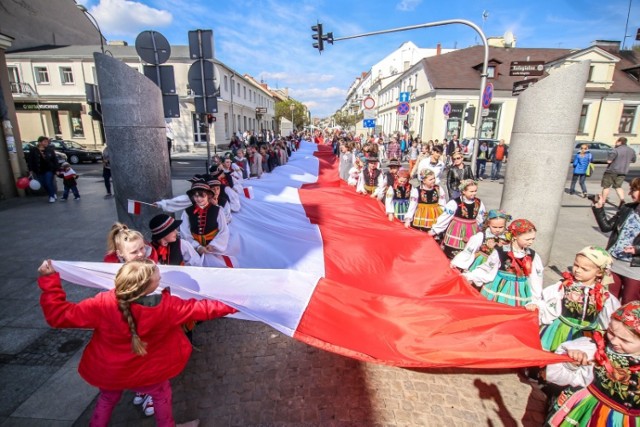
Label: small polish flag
xmin=243 ymin=186 xmax=254 ymax=199
xmin=127 ymin=199 xmax=142 ymax=215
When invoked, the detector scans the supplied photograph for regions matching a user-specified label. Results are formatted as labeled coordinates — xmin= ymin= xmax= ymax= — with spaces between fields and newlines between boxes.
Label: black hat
xmin=149 ymin=214 xmax=182 ymax=241
xmin=388 ymin=158 xmax=401 ymax=168
xmin=366 ymin=155 xmax=379 ymax=163
xmin=187 ymin=181 xmax=214 ymax=197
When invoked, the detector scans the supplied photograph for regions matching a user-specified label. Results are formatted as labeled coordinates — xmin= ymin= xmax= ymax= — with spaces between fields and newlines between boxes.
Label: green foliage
xmin=275 ymin=100 xmax=308 ymax=129
xmin=332 ymin=111 xmax=363 ymax=129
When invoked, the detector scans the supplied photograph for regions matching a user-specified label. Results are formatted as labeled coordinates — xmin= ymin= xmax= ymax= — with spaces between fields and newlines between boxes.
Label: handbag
xmin=586 ymin=163 xmax=595 ymax=177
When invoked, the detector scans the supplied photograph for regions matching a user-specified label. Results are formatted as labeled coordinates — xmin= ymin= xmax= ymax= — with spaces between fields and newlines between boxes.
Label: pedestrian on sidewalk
xmin=599 ymin=137 xmax=636 ymax=206
xmin=569 ymin=143 xmax=592 ymax=197
xmin=27 ymin=136 xmax=58 ymax=203
xmin=102 ymin=145 xmax=113 ymax=198
xmin=56 ymin=162 xmax=80 ymax=201
xmin=592 ymin=177 xmax=640 ymax=303
xmin=489 ymin=139 xmax=508 ymax=181
xmin=36 ymin=258 xmax=236 ymax=427
xmin=445 ymin=153 xmax=474 ymax=200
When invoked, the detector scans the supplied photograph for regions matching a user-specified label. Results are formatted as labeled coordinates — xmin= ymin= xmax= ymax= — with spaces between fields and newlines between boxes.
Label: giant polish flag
xmin=52 ymin=142 xmax=569 ymax=368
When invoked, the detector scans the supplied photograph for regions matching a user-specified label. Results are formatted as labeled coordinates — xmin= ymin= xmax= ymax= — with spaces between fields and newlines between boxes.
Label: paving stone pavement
xmin=0 ymin=161 xmax=628 ymax=427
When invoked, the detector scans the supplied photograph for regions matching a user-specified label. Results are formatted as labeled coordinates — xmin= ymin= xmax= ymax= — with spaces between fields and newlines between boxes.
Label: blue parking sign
xmin=363 ymin=119 xmax=376 ymax=128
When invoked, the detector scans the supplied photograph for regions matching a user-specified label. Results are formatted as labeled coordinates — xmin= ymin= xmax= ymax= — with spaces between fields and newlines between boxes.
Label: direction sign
xmin=443 ymin=102 xmax=451 ymax=116
xmin=397 ymin=102 xmax=410 ymax=116
xmin=512 ymin=78 xmax=538 ymax=96
xmin=509 ymin=61 xmax=545 ymax=77
xmin=362 ymin=96 xmax=375 ymax=110
xmin=363 ymin=119 xmax=376 ymax=128
xmin=482 ymin=83 xmax=493 ymax=109
xmin=399 ymin=92 xmax=410 ymax=103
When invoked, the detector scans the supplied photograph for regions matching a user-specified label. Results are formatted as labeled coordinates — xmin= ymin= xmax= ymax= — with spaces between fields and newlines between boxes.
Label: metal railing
xmin=10 ymin=82 xmax=35 ymax=95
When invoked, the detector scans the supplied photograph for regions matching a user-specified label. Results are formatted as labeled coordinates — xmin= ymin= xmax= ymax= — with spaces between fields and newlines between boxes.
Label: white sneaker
xmin=48 ymin=197 xmax=55 ymax=203
xmin=142 ymin=395 xmax=154 ymax=416
xmin=133 ymin=392 xmax=145 ymax=405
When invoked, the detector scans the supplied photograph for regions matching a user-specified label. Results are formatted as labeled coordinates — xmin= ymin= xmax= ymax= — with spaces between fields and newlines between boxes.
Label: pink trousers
xmin=90 ymin=379 xmax=174 ymax=427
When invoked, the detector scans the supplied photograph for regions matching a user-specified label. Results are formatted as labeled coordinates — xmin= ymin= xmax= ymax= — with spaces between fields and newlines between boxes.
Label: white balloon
xmin=29 ymin=179 xmax=41 ymax=191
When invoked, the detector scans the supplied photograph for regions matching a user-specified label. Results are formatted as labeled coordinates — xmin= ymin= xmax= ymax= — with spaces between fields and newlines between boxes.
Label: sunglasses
xmin=453 ymin=157 xmax=462 ymax=160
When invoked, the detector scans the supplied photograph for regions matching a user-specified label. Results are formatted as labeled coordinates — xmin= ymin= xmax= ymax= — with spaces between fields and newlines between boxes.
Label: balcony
xmin=10 ymin=82 xmax=36 ymax=95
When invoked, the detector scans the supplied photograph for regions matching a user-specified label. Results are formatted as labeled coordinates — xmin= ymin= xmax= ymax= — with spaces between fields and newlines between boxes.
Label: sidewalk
xmin=0 ymin=165 xmax=622 ymax=426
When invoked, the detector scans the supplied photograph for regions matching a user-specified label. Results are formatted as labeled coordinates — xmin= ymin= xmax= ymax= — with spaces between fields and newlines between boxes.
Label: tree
xmin=332 ymin=111 xmax=363 ymax=130
xmin=275 ymin=100 xmax=307 ymax=130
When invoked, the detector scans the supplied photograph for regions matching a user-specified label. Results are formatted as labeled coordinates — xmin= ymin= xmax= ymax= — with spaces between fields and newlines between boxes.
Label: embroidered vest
xmin=393 ymin=184 xmax=411 ymax=200
xmin=185 ymin=204 xmax=221 ymax=246
xmin=418 ymin=186 xmax=440 ymax=204
xmin=453 ymin=197 xmax=481 ymax=219
xmin=495 ymin=246 xmax=536 ymax=276
xmin=152 ymin=239 xmax=184 ymax=266
xmin=363 ymin=169 xmax=381 ymax=186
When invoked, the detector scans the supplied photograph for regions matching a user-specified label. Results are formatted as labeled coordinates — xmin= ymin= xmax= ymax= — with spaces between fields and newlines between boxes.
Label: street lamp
xmin=290 ymin=104 xmax=295 ymax=129
xmin=77 ymin=4 xmax=105 ymax=54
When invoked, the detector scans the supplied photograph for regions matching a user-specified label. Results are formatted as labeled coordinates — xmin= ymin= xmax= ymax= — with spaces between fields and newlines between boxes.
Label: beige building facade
xmin=7 ymin=45 xmax=277 ymax=151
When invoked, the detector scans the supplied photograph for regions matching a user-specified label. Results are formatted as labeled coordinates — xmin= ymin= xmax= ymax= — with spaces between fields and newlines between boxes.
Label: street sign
xmin=363 ymin=109 xmax=375 ymax=120
xmin=509 ymin=61 xmax=545 ymax=77
xmin=363 ymin=96 xmax=375 ymax=110
xmin=256 ymin=107 xmax=267 ymax=114
xmin=443 ymin=102 xmax=451 ymax=116
xmin=481 ymin=108 xmax=490 ymax=117
xmin=363 ymin=119 xmax=376 ymax=128
xmin=397 ymin=102 xmax=410 ymax=116
xmin=399 ymin=92 xmax=410 ymax=103
xmin=512 ymin=78 xmax=538 ymax=96
xmin=482 ymin=83 xmax=493 ymax=109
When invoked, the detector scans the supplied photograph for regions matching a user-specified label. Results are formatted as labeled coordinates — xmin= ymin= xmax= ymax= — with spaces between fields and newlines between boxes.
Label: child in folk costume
xmin=233 ymin=148 xmax=250 ymax=180
xmin=210 ymin=172 xmax=240 ymax=216
xmin=220 ymin=157 xmax=244 ymax=196
xmin=339 ymin=141 xmax=353 ymax=182
xmin=385 ymin=169 xmax=412 ymax=222
xmin=148 ymin=214 xmax=201 ymax=267
xmin=535 ymin=246 xmax=620 ymax=352
xmin=430 ymin=179 xmax=486 ymax=259
xmin=546 ymin=301 xmax=640 ymax=426
xmin=37 ymin=259 xmax=236 ymax=427
xmin=347 ymin=156 xmax=363 ymax=187
xmin=356 ymin=156 xmax=385 ymax=199
xmin=451 ymin=209 xmax=511 ymax=272
xmin=404 ymin=170 xmax=446 ymax=232
xmin=180 ymin=181 xmax=236 ymax=268
xmin=464 ymin=219 xmax=543 ymax=308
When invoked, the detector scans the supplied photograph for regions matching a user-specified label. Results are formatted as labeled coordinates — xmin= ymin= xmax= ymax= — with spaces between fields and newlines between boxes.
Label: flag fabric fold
xmin=53 ymin=142 xmax=569 ymax=368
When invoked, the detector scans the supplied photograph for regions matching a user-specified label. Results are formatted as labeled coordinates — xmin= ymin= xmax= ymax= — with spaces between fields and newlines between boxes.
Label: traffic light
xmin=465 ymin=106 xmax=476 ymax=125
xmin=312 ymin=23 xmax=324 ymax=52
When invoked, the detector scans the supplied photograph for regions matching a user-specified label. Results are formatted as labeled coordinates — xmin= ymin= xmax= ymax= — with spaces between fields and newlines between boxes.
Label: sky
xmin=77 ymin=0 xmax=639 ymax=118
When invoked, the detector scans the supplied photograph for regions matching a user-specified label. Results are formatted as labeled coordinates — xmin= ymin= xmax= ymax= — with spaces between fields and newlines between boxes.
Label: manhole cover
xmin=58 ymin=339 xmax=84 ymax=353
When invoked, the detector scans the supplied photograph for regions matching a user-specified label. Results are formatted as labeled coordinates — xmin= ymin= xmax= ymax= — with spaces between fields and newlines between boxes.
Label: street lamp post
xmin=290 ymin=104 xmax=295 ymax=130
xmin=321 ymin=19 xmax=488 ymax=175
xmin=76 ymin=4 xmax=105 ymax=54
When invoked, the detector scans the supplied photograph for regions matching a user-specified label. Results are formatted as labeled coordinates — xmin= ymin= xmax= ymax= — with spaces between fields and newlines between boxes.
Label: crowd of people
xmin=33 ymin=128 xmax=640 ymax=426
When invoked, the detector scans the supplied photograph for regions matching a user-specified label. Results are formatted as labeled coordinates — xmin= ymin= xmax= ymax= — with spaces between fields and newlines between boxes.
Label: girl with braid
xmin=103 ymin=222 xmax=158 ymax=264
xmin=37 ymin=259 xmax=237 ymax=427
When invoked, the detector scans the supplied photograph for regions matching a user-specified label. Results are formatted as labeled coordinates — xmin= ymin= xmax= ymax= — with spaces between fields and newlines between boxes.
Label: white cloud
xmin=396 ymin=0 xmax=422 ymax=12
xmin=91 ymin=0 xmax=173 ymax=38
xmin=290 ymin=87 xmax=345 ymax=99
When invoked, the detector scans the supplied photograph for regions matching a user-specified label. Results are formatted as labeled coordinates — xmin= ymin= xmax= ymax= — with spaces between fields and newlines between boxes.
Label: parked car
xmin=43 ymin=139 xmax=102 ymax=164
xmin=571 ymin=141 xmax=613 ymax=164
xmin=22 ymin=141 xmax=68 ymax=165
xmin=460 ymin=138 xmax=500 ymax=161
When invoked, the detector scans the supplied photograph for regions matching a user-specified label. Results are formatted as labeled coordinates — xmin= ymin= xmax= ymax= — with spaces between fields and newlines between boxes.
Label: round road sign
xmin=363 ymin=96 xmax=376 ymax=110
xmin=482 ymin=83 xmax=493 ymax=109
xmin=443 ymin=102 xmax=451 ymax=116
xmin=397 ymin=102 xmax=410 ymax=116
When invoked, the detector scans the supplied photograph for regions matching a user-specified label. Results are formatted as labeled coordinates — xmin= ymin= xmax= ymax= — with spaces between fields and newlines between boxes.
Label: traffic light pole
xmin=327 ymin=19 xmax=488 ymax=175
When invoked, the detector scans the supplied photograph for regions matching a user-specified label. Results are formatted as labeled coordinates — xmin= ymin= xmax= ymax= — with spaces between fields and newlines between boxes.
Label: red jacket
xmin=38 ymin=273 xmax=237 ymax=389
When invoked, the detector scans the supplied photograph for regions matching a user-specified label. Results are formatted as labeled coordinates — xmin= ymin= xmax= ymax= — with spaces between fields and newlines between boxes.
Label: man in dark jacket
xmin=600 ymin=137 xmax=637 ymax=206
xmin=27 ymin=136 xmax=59 ymax=203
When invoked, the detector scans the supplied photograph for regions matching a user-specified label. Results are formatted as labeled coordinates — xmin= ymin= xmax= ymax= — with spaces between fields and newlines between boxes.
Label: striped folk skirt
xmin=540 ymin=317 xmax=597 ymax=352
xmin=392 ymin=198 xmax=410 ymax=221
xmin=442 ymin=217 xmax=478 ymax=259
xmin=547 ymin=386 xmax=640 ymax=426
xmin=480 ymin=271 xmax=531 ymax=307
xmin=411 ymin=202 xmax=442 ymax=232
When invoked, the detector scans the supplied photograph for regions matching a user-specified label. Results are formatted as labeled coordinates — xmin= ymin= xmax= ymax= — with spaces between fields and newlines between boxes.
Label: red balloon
xmin=16 ymin=177 xmax=30 ymax=189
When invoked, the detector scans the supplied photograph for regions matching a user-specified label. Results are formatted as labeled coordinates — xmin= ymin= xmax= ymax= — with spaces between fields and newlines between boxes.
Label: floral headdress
xmin=507 ymin=219 xmax=536 ymax=237
xmin=611 ymin=301 xmax=640 ymax=336
xmin=458 ymin=179 xmax=477 ymax=192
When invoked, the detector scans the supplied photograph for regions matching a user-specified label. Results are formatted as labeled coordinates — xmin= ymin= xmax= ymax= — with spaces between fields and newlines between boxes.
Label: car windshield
xmin=64 ymin=141 xmax=85 ymax=149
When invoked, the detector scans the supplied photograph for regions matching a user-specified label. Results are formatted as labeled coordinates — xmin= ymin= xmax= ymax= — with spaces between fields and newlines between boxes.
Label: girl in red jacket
xmin=37 ymin=259 xmax=238 ymax=427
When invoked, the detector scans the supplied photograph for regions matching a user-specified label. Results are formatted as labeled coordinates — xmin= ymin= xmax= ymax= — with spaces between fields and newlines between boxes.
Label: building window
xmin=487 ymin=66 xmax=496 ymax=78
xmin=192 ymin=113 xmax=207 ymax=143
xmin=619 ymin=105 xmax=637 ymax=134
xmin=224 ymin=112 xmax=229 ymax=138
xmin=578 ymin=105 xmax=589 ymax=133
xmin=224 ymin=76 xmax=228 ymax=92
xmin=243 ymin=86 xmax=246 ymax=99
xmin=588 ymin=66 xmax=595 ymax=82
xmin=8 ymin=66 xmax=20 ymax=84
xmin=34 ymin=66 xmax=49 ymax=84
xmin=237 ymin=83 xmax=240 ymax=95
xmin=52 ymin=111 xmax=62 ymax=135
xmin=70 ymin=110 xmax=84 ymax=138
xmin=60 ymin=66 xmax=74 ymax=84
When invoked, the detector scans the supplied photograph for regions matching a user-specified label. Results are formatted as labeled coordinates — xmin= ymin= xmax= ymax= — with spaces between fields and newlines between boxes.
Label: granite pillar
xmin=94 ymin=53 xmax=173 ymax=237
xmin=500 ymin=61 xmax=590 ymax=265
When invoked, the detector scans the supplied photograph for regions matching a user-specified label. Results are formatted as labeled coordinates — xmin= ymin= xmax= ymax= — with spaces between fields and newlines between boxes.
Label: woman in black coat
xmin=445 ymin=153 xmax=474 ymax=199
xmin=592 ymin=177 xmax=640 ymax=303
